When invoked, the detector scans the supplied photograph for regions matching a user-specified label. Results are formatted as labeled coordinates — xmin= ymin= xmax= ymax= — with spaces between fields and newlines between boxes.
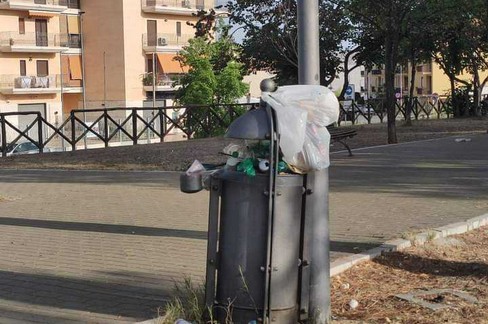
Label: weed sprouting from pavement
xmin=157 ymin=278 xmax=206 ymax=323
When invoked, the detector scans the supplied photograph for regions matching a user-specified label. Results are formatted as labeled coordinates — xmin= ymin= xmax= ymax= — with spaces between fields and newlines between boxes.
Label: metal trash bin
xmin=212 ymin=171 xmax=303 ymax=323
xmin=181 ymin=79 xmax=333 ymax=323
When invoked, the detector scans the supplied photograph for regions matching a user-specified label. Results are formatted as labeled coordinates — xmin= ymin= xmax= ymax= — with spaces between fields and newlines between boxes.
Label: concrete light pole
xmin=297 ymin=1 xmax=331 ymax=323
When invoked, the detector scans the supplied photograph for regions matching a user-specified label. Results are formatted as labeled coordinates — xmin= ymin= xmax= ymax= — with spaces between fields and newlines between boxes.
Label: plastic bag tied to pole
xmin=261 ymin=85 xmax=340 ymax=173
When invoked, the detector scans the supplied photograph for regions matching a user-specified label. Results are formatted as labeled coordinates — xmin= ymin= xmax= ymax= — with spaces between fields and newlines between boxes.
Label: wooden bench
xmin=327 ymin=126 xmax=357 ymax=156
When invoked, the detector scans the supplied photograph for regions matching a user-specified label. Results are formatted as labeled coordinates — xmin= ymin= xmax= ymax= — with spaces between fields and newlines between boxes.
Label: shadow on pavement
xmin=0 ymin=269 xmax=171 ymax=320
xmin=0 ymin=169 xmax=181 ymax=188
xmin=0 ymin=217 xmax=207 ymax=240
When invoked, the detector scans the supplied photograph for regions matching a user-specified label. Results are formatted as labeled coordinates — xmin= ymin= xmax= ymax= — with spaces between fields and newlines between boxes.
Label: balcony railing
xmin=141 ymin=72 xmax=183 ymax=87
xmin=0 ymin=32 xmax=68 ymax=49
xmin=142 ymin=33 xmax=192 ymax=48
xmin=0 ymin=74 xmax=61 ymax=92
xmin=60 ymin=34 xmax=81 ymax=48
xmin=142 ymin=0 xmax=212 ymax=12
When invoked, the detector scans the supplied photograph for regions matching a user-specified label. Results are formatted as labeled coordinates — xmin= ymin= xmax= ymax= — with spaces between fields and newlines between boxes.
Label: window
xmin=196 ymin=0 xmax=205 ymax=10
xmin=147 ymin=20 xmax=157 ymax=46
xmin=19 ymin=18 xmax=25 ymax=35
xmin=20 ymin=60 xmax=26 ymax=76
xmin=37 ymin=60 xmax=49 ymax=77
xmin=68 ymin=0 xmax=80 ymax=9
xmin=35 ymin=19 xmax=48 ymax=47
xmin=147 ymin=57 xmax=154 ymax=73
xmin=176 ymin=22 xmax=181 ymax=37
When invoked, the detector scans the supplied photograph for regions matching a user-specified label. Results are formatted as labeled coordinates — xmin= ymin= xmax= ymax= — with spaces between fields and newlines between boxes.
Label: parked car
xmin=0 ymin=142 xmax=49 ymax=157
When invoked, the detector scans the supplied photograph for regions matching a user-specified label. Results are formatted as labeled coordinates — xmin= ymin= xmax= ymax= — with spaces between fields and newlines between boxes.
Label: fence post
xmin=367 ymin=102 xmax=371 ymax=124
xmin=132 ymin=109 xmax=138 ymax=145
xmin=351 ymin=101 xmax=356 ymax=125
xmin=37 ymin=113 xmax=44 ymax=153
xmin=118 ymin=119 xmax=122 ymax=144
xmin=0 ymin=115 xmax=6 ymax=157
xmin=159 ymin=108 xmax=165 ymax=143
xmin=104 ymin=109 xmax=109 ymax=148
xmin=414 ymin=97 xmax=419 ymax=120
xmin=147 ymin=116 xmax=151 ymax=144
xmin=70 ymin=111 xmax=76 ymax=152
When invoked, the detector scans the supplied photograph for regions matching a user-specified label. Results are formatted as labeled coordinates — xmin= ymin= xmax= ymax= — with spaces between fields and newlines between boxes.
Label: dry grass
xmin=332 ymin=226 xmax=488 ymax=323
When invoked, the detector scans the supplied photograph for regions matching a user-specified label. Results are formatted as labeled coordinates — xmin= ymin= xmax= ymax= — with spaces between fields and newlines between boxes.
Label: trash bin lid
xmin=225 ymin=108 xmax=271 ymax=140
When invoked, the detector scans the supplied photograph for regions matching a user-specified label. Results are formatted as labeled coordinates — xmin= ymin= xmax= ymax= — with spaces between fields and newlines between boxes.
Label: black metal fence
xmin=0 ymin=103 xmax=255 ymax=157
xmin=338 ymin=96 xmax=452 ymax=125
xmin=0 ymin=97 xmax=453 ymax=157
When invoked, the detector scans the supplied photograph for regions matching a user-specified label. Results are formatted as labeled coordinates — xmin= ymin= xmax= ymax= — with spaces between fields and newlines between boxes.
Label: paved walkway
xmin=0 ymin=134 xmax=486 ymax=322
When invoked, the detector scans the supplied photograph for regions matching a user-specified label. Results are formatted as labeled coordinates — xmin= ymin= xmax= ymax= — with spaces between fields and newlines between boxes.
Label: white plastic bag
xmin=261 ymin=90 xmax=308 ymax=158
xmin=262 ymin=85 xmax=339 ymax=172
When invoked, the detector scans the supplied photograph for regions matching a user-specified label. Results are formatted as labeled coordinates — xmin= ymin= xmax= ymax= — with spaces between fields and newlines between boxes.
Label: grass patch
xmin=156 ymin=278 xmax=208 ymax=324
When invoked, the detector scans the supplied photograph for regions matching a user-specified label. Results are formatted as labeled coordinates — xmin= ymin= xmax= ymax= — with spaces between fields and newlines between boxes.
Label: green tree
xmin=339 ymin=0 xmax=429 ymax=143
xmin=225 ymin=0 xmax=350 ymax=86
xmin=427 ymin=0 xmax=488 ymax=116
xmin=174 ymin=35 xmax=249 ymax=137
xmin=175 ymin=36 xmax=248 ymax=106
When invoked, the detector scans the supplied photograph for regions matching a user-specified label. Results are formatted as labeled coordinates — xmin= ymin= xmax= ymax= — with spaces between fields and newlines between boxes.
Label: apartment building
xmin=0 ymin=0 xmax=82 ymax=128
xmin=365 ymin=60 xmax=488 ymax=99
xmin=0 ymin=0 xmax=214 ymax=127
xmin=82 ymin=0 xmax=209 ymax=109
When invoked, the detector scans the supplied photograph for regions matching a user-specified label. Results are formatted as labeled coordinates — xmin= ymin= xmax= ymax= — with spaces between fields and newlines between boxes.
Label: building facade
xmin=0 ymin=0 xmax=82 ymax=126
xmin=0 ymin=0 xmax=215 ymax=125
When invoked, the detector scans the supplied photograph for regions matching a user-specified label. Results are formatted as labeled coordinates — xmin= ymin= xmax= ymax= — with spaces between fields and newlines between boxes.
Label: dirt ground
xmin=331 ymin=226 xmax=488 ymax=324
xmin=1 ymin=117 xmax=486 ymax=171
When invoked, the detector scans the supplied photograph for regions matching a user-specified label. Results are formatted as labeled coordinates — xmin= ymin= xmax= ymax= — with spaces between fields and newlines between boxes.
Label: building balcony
xmin=142 ymin=33 xmax=192 ymax=52
xmin=141 ymin=0 xmax=212 ymax=15
xmin=0 ymin=0 xmax=68 ymax=12
xmin=142 ymin=72 xmax=182 ymax=92
xmin=0 ymin=32 xmax=69 ymax=53
xmin=0 ymin=74 xmax=61 ymax=95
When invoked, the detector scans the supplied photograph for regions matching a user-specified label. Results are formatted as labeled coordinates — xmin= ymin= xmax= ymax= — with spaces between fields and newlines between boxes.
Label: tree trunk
xmin=405 ymin=55 xmax=417 ymax=126
xmin=473 ymin=69 xmax=480 ymax=116
xmin=449 ymin=76 xmax=459 ymax=117
xmin=385 ymin=34 xmax=398 ymax=144
xmin=338 ymin=47 xmax=360 ymax=100
xmin=338 ymin=55 xmax=351 ymax=101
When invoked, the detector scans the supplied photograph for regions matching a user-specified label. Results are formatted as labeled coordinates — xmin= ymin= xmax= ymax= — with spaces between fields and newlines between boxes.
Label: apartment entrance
xmin=35 ymin=19 xmax=48 ymax=47
xmin=17 ymin=103 xmax=46 ymax=141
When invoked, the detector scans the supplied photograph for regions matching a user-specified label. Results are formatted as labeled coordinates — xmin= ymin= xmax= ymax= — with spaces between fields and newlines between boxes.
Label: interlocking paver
xmin=0 ymin=134 xmax=486 ymax=322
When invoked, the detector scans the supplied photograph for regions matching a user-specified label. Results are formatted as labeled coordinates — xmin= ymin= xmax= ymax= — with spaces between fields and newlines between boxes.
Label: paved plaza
xmin=0 ymin=134 xmax=486 ymax=322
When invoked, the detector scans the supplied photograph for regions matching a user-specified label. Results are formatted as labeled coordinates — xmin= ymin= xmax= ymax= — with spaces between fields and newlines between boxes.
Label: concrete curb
xmin=330 ymin=212 xmax=488 ymax=277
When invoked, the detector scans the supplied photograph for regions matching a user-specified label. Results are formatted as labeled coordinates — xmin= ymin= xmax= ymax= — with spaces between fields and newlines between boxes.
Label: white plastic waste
xmin=262 ymin=85 xmax=340 ymax=172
